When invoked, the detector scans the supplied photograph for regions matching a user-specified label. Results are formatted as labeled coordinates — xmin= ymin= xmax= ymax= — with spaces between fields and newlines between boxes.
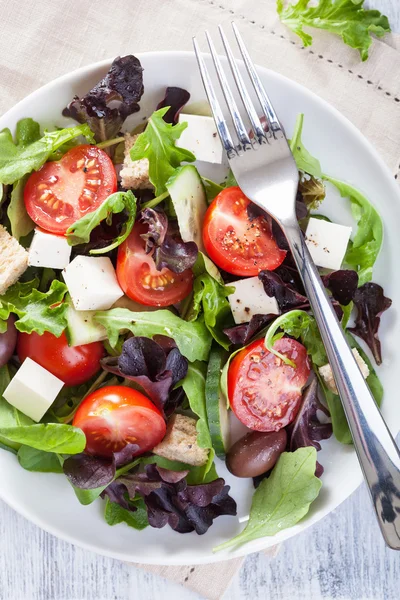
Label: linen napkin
xmin=1 ymin=0 xmax=400 ymax=598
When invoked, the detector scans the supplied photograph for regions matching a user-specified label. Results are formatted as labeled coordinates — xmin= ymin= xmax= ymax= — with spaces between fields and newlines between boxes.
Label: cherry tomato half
xmin=24 ymin=145 xmax=117 ymax=234
xmin=17 ymin=331 xmax=104 ymax=387
xmin=228 ymin=337 xmax=310 ymax=432
xmin=116 ymin=221 xmax=193 ymax=307
xmin=202 ymin=186 xmax=286 ymax=276
xmin=73 ymin=386 xmax=166 ymax=457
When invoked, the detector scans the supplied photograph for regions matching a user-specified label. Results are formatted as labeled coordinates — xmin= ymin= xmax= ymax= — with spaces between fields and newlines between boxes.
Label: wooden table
xmin=1 ymin=1 xmax=400 ymax=598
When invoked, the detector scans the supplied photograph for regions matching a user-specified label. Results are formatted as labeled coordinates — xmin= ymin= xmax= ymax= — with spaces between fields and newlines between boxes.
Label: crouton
xmin=120 ymin=133 xmax=153 ymax=190
xmin=319 ymin=348 xmax=369 ymax=394
xmin=152 ymin=413 xmax=209 ymax=467
xmin=0 ymin=225 xmax=28 ymax=295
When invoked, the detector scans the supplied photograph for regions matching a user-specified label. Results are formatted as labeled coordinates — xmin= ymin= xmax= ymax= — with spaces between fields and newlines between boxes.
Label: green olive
xmin=226 ymin=429 xmax=287 ymax=478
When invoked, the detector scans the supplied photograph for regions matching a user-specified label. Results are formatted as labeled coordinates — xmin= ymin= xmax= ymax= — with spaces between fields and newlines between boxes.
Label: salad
xmin=0 ymin=55 xmax=391 ymax=551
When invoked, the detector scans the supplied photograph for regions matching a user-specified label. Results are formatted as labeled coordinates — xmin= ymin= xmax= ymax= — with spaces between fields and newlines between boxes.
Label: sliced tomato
xmin=24 ymin=145 xmax=117 ymax=234
xmin=116 ymin=222 xmax=193 ymax=307
xmin=17 ymin=331 xmax=104 ymax=387
xmin=202 ymin=186 xmax=286 ymax=276
xmin=73 ymin=386 xmax=166 ymax=457
xmin=228 ymin=337 xmax=310 ymax=432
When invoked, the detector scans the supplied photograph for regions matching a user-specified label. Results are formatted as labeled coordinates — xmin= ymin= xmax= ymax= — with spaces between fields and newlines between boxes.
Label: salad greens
xmin=214 ymin=447 xmax=322 ymax=552
xmin=66 ymin=190 xmax=137 ymax=254
xmin=0 ymin=423 xmax=86 ymax=454
xmin=0 ymin=121 xmax=94 ymax=185
xmin=104 ymin=496 xmax=149 ymax=530
xmin=17 ymin=445 xmax=64 ymax=473
xmin=130 ymin=107 xmax=195 ymax=195
xmin=8 ymin=174 xmax=34 ymax=240
xmin=277 ymin=0 xmax=390 ymax=61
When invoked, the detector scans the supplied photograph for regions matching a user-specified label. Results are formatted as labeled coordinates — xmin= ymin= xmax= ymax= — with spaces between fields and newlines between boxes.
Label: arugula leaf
xmin=289 ymin=114 xmax=322 ymax=178
xmin=0 ymin=423 xmax=86 ymax=454
xmin=7 ymin=174 xmax=34 ymax=240
xmin=0 ymin=122 xmax=95 ymax=185
xmin=214 ymin=447 xmax=321 ymax=551
xmin=277 ymin=0 xmax=390 ymax=61
xmin=0 ymin=278 xmax=68 ymax=337
xmin=104 ymin=496 xmax=149 ymax=530
xmin=0 ymin=365 xmax=34 ymax=452
xmin=94 ymin=308 xmax=212 ymax=362
xmin=130 ymin=107 xmax=195 ymax=194
xmin=17 ymin=445 xmax=64 ymax=473
xmin=324 ymin=177 xmax=383 ymax=286
xmin=66 ymin=190 xmax=137 ymax=254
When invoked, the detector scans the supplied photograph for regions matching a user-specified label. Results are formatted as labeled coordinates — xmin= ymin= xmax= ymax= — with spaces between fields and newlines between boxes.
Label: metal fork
xmin=193 ymin=23 xmax=400 ymax=550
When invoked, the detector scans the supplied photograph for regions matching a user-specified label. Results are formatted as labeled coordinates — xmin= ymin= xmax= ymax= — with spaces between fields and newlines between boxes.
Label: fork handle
xmin=284 ymin=221 xmax=400 ymax=550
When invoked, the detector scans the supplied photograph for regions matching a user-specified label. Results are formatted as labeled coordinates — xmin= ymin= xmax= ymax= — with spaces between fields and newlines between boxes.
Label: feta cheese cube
xmin=63 ymin=256 xmax=123 ymax=311
xmin=28 ymin=228 xmax=72 ymax=269
xmin=177 ymin=114 xmax=223 ymax=164
xmin=305 ymin=218 xmax=352 ymax=271
xmin=3 ymin=358 xmax=64 ymax=422
xmin=228 ymin=276 xmax=280 ymax=324
xmin=319 ymin=348 xmax=369 ymax=394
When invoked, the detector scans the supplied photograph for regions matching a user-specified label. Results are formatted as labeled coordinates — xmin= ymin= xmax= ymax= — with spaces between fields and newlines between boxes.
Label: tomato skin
xmin=116 ymin=222 xmax=193 ymax=307
xmin=24 ymin=145 xmax=117 ymax=234
xmin=202 ymin=186 xmax=286 ymax=276
xmin=17 ymin=331 xmax=104 ymax=387
xmin=73 ymin=386 xmax=166 ymax=457
xmin=228 ymin=337 xmax=310 ymax=432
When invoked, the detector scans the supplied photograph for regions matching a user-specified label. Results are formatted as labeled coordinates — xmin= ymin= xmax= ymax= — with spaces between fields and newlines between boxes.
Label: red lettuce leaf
xmin=259 ymin=269 xmax=309 ymax=311
xmin=321 ymin=270 xmax=359 ymax=306
xmin=223 ymin=314 xmax=275 ymax=346
xmin=63 ymin=55 xmax=144 ymax=142
xmin=103 ymin=464 xmax=237 ymax=535
xmin=63 ymin=454 xmax=116 ymax=489
xmin=101 ymin=336 xmax=188 ymax=414
xmin=348 ymin=282 xmax=392 ymax=365
xmin=156 ymin=87 xmax=191 ymax=124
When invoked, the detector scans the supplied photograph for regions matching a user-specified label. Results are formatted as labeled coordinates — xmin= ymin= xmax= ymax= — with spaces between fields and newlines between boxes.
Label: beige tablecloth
xmin=1 ymin=1 xmax=400 ymax=598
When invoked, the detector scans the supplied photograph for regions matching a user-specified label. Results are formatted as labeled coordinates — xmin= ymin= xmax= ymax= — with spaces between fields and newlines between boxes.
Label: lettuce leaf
xmin=130 ymin=107 xmax=195 ymax=195
xmin=0 ymin=121 xmax=94 ymax=185
xmin=0 ymin=278 xmax=68 ymax=337
xmin=66 ymin=190 xmax=137 ymax=254
xmin=0 ymin=423 xmax=86 ymax=454
xmin=289 ymin=114 xmax=322 ymax=178
xmin=7 ymin=174 xmax=34 ymax=240
xmin=277 ymin=0 xmax=390 ymax=61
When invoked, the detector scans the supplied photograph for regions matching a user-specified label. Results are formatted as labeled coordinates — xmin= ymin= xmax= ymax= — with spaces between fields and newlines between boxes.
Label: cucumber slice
xmin=166 ymin=165 xmax=207 ymax=252
xmin=205 ymin=345 xmax=230 ymax=458
xmin=65 ymin=299 xmax=107 ymax=347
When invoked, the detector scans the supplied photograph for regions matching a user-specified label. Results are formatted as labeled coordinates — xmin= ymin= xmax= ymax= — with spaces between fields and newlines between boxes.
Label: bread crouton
xmin=120 ymin=133 xmax=153 ymax=190
xmin=0 ymin=225 xmax=28 ymax=295
xmin=319 ymin=348 xmax=369 ymax=394
xmin=152 ymin=413 xmax=209 ymax=467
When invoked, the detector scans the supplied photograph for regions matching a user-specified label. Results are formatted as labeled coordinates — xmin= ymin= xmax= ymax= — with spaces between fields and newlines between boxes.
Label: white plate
xmin=1 ymin=51 xmax=400 ymax=565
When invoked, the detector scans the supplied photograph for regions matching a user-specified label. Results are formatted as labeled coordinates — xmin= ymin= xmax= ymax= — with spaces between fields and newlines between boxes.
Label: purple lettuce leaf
xmin=101 ymin=336 xmax=188 ymax=414
xmin=156 ymin=87 xmax=191 ymax=124
xmin=321 ymin=270 xmax=359 ymax=306
xmin=63 ymin=454 xmax=116 ymax=489
xmin=348 ymin=282 xmax=392 ymax=365
xmin=287 ymin=378 xmax=332 ymax=477
xmin=140 ymin=208 xmax=198 ymax=274
xmin=103 ymin=464 xmax=237 ymax=535
xmin=259 ymin=270 xmax=309 ymax=311
xmin=63 ymin=55 xmax=144 ymax=142
xmin=223 ymin=314 xmax=275 ymax=346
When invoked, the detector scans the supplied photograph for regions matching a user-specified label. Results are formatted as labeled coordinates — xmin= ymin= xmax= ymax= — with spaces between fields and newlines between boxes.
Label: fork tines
xmin=193 ymin=23 xmax=282 ymax=155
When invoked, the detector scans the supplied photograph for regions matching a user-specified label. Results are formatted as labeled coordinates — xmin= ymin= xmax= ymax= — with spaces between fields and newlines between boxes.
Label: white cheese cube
xmin=3 ymin=358 xmax=64 ymax=422
xmin=63 ymin=256 xmax=123 ymax=311
xmin=177 ymin=114 xmax=223 ymax=164
xmin=228 ymin=276 xmax=280 ymax=324
xmin=305 ymin=218 xmax=352 ymax=270
xmin=319 ymin=348 xmax=369 ymax=394
xmin=28 ymin=228 xmax=72 ymax=269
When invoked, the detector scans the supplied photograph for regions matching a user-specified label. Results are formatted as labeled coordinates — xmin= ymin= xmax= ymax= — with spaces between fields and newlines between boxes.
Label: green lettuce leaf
xmin=66 ymin=190 xmax=137 ymax=254
xmin=289 ymin=113 xmax=322 ymax=178
xmin=0 ymin=278 xmax=69 ymax=337
xmin=17 ymin=445 xmax=64 ymax=473
xmin=277 ymin=0 xmax=390 ymax=61
xmin=323 ymin=177 xmax=383 ymax=286
xmin=214 ymin=447 xmax=321 ymax=551
xmin=0 ymin=121 xmax=95 ymax=185
xmin=0 ymin=365 xmax=34 ymax=453
xmin=7 ymin=174 xmax=34 ymax=240
xmin=130 ymin=107 xmax=195 ymax=195
xmin=0 ymin=423 xmax=86 ymax=454
xmin=104 ymin=496 xmax=149 ymax=530
xmin=94 ymin=308 xmax=212 ymax=362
